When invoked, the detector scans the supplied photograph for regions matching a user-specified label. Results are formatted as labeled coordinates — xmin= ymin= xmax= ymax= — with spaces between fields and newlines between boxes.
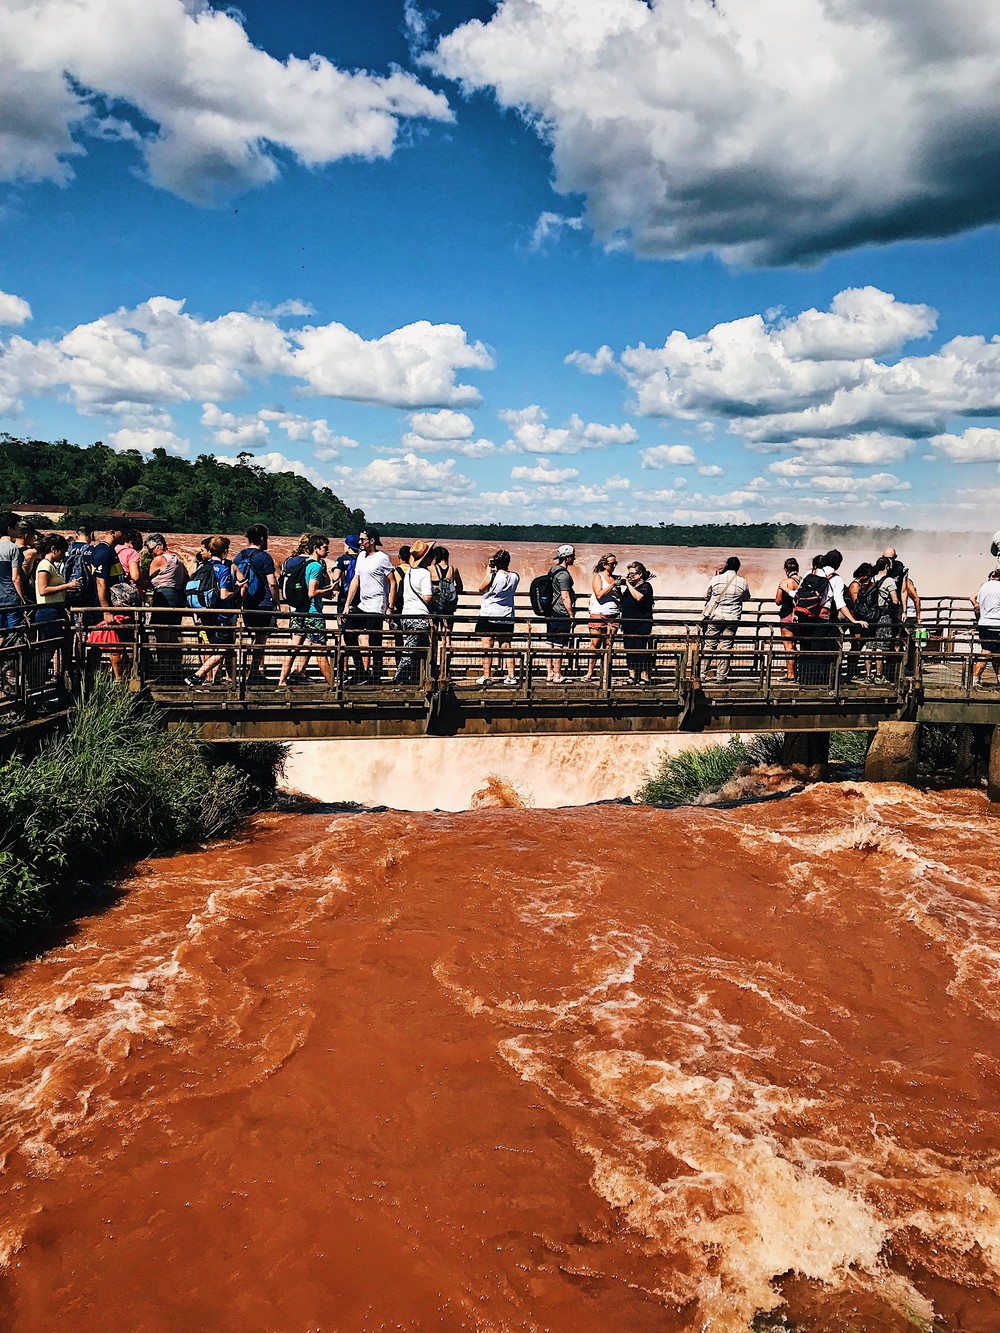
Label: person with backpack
xmin=541 ymin=544 xmax=576 ymax=684
xmin=792 ymin=554 xmax=832 ymax=684
xmin=392 ymin=539 xmax=435 ymax=686
xmin=183 ymin=535 xmax=237 ymax=688
xmin=62 ymin=525 xmax=97 ymax=613
xmin=429 ymin=545 xmax=463 ymax=627
xmin=846 ymin=562 xmax=874 ymax=681
xmin=880 ymin=546 xmax=921 ymax=632
xmin=700 ymin=555 xmax=750 ymax=682
xmin=278 ymin=534 xmax=337 ymax=688
xmin=865 ymin=555 xmax=900 ymax=681
xmin=233 ymin=523 xmax=279 ymax=683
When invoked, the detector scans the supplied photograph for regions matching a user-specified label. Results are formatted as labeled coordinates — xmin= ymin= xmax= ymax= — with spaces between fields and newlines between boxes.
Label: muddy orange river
xmin=2 ymin=782 xmax=1000 ymax=1332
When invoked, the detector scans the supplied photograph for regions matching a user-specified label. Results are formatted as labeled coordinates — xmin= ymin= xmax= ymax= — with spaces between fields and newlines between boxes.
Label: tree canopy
xmin=0 ymin=436 xmax=364 ymax=536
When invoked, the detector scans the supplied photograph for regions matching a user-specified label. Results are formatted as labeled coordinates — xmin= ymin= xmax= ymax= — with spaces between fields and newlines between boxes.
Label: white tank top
xmin=589 ymin=574 xmax=620 ymax=618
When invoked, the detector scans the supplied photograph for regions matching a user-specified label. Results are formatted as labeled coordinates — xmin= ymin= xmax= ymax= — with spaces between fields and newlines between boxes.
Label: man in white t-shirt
xmin=972 ymin=568 xmax=1000 ymax=687
xmin=344 ymin=528 xmax=393 ymax=683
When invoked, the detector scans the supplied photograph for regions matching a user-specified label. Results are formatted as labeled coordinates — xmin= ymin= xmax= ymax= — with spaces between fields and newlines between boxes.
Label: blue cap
xmin=345 ymin=534 xmax=360 ymax=552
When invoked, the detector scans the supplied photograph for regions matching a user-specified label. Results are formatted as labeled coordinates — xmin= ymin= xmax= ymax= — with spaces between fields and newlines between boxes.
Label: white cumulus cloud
xmin=0 ymin=296 xmax=492 ymax=418
xmin=0 ymin=290 xmax=31 ymax=327
xmin=640 ymin=444 xmax=696 ymax=469
xmin=400 ymin=407 xmax=496 ymax=456
xmin=292 ymin=320 xmax=494 ymax=408
xmin=431 ymin=0 xmax=1000 ymax=265
xmin=0 ymin=0 xmax=451 ymax=204
xmin=107 ymin=424 xmax=190 ymax=456
xmin=510 ymin=460 xmax=579 ymax=484
xmin=930 ymin=428 xmax=1000 ymax=463
xmin=499 ymin=404 xmax=637 ymax=455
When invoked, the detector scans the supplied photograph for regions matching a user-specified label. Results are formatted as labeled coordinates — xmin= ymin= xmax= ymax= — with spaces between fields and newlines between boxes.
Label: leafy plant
xmin=636 ymin=733 xmax=783 ymax=805
xmin=0 ymin=678 xmax=286 ymax=945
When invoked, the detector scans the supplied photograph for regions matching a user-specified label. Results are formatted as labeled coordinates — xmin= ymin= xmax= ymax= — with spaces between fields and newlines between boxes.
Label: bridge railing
xmin=56 ymin=607 xmax=938 ymax=708
xmin=0 ymin=627 xmax=70 ymax=728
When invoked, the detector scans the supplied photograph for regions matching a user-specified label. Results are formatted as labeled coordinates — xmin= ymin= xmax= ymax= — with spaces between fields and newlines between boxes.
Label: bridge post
xmin=988 ymin=726 xmax=1000 ymax=804
xmin=781 ymin=731 xmax=830 ymax=773
xmin=864 ymin=721 xmax=920 ymax=785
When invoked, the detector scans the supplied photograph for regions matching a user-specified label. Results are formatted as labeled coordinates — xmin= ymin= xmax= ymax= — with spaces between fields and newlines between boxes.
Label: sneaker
xmin=502 ymin=676 xmax=517 ymax=686
xmin=476 ymin=675 xmax=492 ymax=686
xmin=973 ymin=678 xmax=984 ymax=689
xmin=183 ymin=673 xmax=202 ymax=688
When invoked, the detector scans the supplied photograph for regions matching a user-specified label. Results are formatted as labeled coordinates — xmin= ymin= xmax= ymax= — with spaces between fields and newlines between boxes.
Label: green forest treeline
xmin=0 ymin=435 xmax=365 ymax=535
xmin=2 ymin=435 xmax=926 ymax=548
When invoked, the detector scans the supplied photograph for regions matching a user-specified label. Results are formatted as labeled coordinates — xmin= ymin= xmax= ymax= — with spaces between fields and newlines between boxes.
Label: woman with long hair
xmin=774 ymin=557 xmax=800 ymax=681
xmin=585 ymin=553 xmax=620 ymax=682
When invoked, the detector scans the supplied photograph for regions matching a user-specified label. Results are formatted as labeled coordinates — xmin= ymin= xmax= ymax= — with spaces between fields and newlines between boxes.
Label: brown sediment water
xmin=1 ymin=782 xmax=999 ymax=1331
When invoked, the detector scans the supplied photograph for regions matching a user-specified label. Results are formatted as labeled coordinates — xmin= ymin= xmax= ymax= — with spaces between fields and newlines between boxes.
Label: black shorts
xmin=475 ymin=616 xmax=515 ymax=638
xmin=979 ymin=626 xmax=1000 ymax=650
xmin=349 ymin=611 xmax=384 ymax=638
xmin=205 ymin=625 xmax=235 ymax=647
xmin=243 ymin=608 xmax=276 ymax=632
xmin=545 ymin=618 xmax=572 ymax=646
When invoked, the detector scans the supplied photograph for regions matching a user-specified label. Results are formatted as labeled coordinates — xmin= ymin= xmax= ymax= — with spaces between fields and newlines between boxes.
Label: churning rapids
xmin=1 ymin=782 xmax=1000 ymax=1331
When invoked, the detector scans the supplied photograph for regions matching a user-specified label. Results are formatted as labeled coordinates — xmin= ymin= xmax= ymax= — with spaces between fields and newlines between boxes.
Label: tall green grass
xmin=0 ymin=679 xmax=286 ymax=945
xmin=635 ymin=734 xmax=785 ymax=805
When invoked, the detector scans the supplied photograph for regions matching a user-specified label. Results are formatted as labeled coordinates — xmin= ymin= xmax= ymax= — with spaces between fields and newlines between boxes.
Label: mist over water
xmin=284 ymin=734 xmax=725 ymax=809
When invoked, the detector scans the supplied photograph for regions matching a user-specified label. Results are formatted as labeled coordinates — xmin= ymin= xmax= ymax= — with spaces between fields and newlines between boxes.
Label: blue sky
xmin=3 ymin=0 xmax=1000 ymax=531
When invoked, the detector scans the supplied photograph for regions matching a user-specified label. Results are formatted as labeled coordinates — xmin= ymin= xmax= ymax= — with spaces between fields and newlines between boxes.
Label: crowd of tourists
xmin=1 ymin=512 xmax=998 ymax=690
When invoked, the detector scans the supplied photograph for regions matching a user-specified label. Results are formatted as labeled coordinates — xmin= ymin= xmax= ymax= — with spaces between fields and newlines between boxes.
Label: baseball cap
xmin=344 ymin=534 xmax=360 ymax=552
xmin=555 ymin=544 xmax=575 ymax=558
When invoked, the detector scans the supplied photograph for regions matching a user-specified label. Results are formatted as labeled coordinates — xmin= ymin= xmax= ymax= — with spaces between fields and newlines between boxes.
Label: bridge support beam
xmin=781 ymin=731 xmax=830 ymax=774
xmin=988 ymin=726 xmax=1000 ymax=804
xmin=864 ymin=721 xmax=920 ymax=786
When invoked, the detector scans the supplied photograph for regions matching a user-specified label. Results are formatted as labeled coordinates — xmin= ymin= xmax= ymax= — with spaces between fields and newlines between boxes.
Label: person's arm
xmin=452 ymin=565 xmax=464 ymax=595
xmin=906 ymin=578 xmax=921 ymax=622
xmin=971 ymin=591 xmax=981 ymax=613
xmin=344 ymin=571 xmax=360 ymax=610
xmin=10 ymin=550 xmax=25 ymax=602
xmin=775 ymin=580 xmax=785 ymax=608
xmin=416 ymin=570 xmax=433 ymax=606
xmin=478 ymin=567 xmax=495 ymax=594
xmin=37 ymin=564 xmax=78 ymax=598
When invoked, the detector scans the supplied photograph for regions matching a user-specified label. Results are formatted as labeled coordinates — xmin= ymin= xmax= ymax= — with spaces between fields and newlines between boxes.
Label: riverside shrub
xmin=0 ymin=679 xmax=285 ymax=944
xmin=635 ymin=734 xmax=784 ymax=805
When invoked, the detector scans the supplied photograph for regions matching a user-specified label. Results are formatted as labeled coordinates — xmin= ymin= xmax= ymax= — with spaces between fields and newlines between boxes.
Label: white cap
xmin=555 ymin=544 xmax=575 ymax=558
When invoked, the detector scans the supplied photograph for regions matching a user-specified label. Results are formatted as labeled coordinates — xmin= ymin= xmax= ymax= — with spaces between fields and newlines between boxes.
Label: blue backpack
xmin=62 ymin=541 xmax=96 ymax=604
xmin=185 ymin=561 xmax=220 ymax=611
xmin=234 ymin=548 xmax=269 ymax=608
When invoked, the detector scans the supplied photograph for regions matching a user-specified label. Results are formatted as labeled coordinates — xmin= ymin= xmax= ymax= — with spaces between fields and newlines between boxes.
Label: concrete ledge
xmin=864 ymin=721 xmax=920 ymax=785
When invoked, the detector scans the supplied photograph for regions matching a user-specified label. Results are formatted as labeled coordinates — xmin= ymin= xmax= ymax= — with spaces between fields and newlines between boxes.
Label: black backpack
xmin=793 ymin=571 xmax=830 ymax=620
xmin=430 ymin=566 xmax=459 ymax=617
xmin=280 ymin=555 xmax=310 ymax=610
xmin=62 ymin=541 xmax=96 ymax=604
xmin=854 ymin=577 xmax=885 ymax=623
xmin=529 ymin=571 xmax=556 ymax=617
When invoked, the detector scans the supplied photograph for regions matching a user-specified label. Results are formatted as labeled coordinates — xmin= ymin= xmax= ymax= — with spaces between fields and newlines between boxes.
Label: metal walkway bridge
xmin=2 ymin=595 xmax=998 ymax=745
